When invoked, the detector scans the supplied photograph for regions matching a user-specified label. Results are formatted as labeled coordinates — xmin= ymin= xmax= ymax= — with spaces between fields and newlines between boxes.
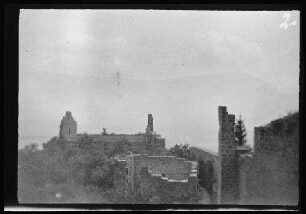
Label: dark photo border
xmin=3 ymin=1 xmax=304 ymax=211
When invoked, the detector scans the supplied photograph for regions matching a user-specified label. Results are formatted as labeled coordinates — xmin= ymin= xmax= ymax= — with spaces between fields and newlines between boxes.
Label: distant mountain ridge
xmin=19 ymin=71 xmax=299 ymax=151
xmin=20 ymin=71 xmax=295 ymax=94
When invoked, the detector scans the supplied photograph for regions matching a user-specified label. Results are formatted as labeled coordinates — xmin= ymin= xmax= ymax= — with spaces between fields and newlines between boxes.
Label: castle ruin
xmin=59 ymin=111 xmax=77 ymax=140
xmin=57 ymin=107 xmax=299 ymax=205
xmin=58 ymin=112 xmax=166 ymax=155
xmin=191 ymin=106 xmax=299 ymax=205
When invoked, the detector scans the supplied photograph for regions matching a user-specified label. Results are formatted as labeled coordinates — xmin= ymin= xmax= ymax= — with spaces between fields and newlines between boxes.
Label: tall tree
xmin=234 ymin=114 xmax=247 ymax=146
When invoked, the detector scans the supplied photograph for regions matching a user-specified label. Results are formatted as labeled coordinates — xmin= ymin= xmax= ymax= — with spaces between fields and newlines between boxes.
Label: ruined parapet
xmin=126 ymin=154 xmax=135 ymax=189
xmin=126 ymin=154 xmax=197 ymax=191
xmin=146 ymin=114 xmax=153 ymax=133
xmin=137 ymin=160 xmax=198 ymax=198
xmin=143 ymin=114 xmax=166 ymax=155
xmin=243 ymin=113 xmax=299 ymax=205
xmin=187 ymin=161 xmax=198 ymax=194
xmin=217 ymin=107 xmax=253 ymax=204
xmin=59 ymin=111 xmax=77 ymax=140
xmin=218 ymin=106 xmax=239 ymax=204
xmin=236 ymin=112 xmax=299 ymax=205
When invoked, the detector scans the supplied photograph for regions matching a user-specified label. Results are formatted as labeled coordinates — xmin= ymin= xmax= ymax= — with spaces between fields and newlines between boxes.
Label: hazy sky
xmin=19 ymin=10 xmax=300 ymax=150
xmin=20 ymin=10 xmax=299 ymax=93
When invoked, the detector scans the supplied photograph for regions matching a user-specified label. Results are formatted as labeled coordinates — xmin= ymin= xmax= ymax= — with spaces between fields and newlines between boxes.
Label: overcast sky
xmin=19 ymin=10 xmax=300 ymax=150
xmin=20 ymin=10 xmax=299 ymax=93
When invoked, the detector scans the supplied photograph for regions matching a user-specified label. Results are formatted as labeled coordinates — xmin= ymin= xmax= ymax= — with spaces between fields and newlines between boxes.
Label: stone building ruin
xmin=57 ymin=107 xmax=299 ymax=205
xmin=59 ymin=111 xmax=77 ymax=140
xmin=191 ymin=106 xmax=299 ymax=205
xmin=58 ymin=112 xmax=166 ymax=155
xmin=115 ymin=154 xmax=198 ymax=200
xmin=238 ymin=111 xmax=299 ymax=205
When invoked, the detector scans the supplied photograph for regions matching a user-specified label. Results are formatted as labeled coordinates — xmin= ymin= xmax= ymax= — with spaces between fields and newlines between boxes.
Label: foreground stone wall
xmin=218 ymin=106 xmax=239 ymax=204
xmin=139 ymin=166 xmax=198 ymax=202
xmin=127 ymin=154 xmax=198 ymax=195
xmin=238 ymin=112 xmax=299 ymax=205
xmin=131 ymin=154 xmax=195 ymax=181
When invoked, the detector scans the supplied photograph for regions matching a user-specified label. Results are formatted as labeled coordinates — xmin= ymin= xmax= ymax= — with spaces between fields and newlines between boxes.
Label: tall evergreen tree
xmin=234 ymin=114 xmax=247 ymax=146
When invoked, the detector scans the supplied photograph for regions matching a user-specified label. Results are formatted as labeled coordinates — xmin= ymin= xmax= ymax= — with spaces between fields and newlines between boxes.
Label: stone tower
xmin=146 ymin=114 xmax=153 ymax=133
xmin=218 ymin=106 xmax=239 ymax=204
xmin=59 ymin=111 xmax=77 ymax=139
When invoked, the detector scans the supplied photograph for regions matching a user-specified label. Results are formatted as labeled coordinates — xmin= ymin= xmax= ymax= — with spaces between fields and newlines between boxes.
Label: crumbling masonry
xmin=58 ymin=107 xmax=299 ymax=205
xmin=59 ymin=112 xmax=166 ymax=155
xmin=191 ymin=106 xmax=298 ymax=205
xmin=59 ymin=111 xmax=77 ymax=140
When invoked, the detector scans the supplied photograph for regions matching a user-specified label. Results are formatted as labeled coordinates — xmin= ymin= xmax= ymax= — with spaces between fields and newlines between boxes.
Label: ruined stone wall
xmin=144 ymin=134 xmax=166 ymax=155
xmin=63 ymin=112 xmax=165 ymax=156
xmin=132 ymin=155 xmax=194 ymax=180
xmin=218 ymin=106 xmax=239 ymax=204
xmin=146 ymin=114 xmax=153 ymax=133
xmin=238 ymin=113 xmax=299 ymax=205
xmin=62 ymin=133 xmax=165 ymax=157
xmin=139 ymin=166 xmax=198 ymax=202
xmin=89 ymin=134 xmax=146 ymax=143
xmin=113 ymin=159 xmax=129 ymax=187
xmin=190 ymin=147 xmax=219 ymax=204
xmin=83 ymin=133 xmax=165 ymax=156
xmin=59 ymin=111 xmax=77 ymax=139
xmin=127 ymin=154 xmax=198 ymax=193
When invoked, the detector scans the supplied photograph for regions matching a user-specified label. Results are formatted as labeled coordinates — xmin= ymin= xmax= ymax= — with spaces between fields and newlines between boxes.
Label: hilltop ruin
xmin=57 ymin=107 xmax=299 ymax=205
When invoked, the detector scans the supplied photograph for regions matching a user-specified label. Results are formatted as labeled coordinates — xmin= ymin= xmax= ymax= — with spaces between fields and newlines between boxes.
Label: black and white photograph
xmin=14 ymin=8 xmax=300 ymax=208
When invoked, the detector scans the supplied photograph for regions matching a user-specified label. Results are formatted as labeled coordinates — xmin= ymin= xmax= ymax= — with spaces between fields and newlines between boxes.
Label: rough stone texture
xmin=238 ymin=112 xmax=299 ymax=205
xmin=146 ymin=114 xmax=153 ymax=133
xmin=59 ymin=111 xmax=77 ymax=140
xmin=77 ymin=133 xmax=166 ymax=156
xmin=58 ymin=112 xmax=166 ymax=156
xmin=57 ymin=108 xmax=299 ymax=205
xmin=190 ymin=146 xmax=219 ymax=204
xmin=139 ymin=167 xmax=193 ymax=201
xmin=113 ymin=158 xmax=129 ymax=187
xmin=126 ymin=154 xmax=198 ymax=197
xmin=87 ymin=134 xmax=146 ymax=143
xmin=218 ymin=106 xmax=239 ymax=204
xmin=144 ymin=133 xmax=166 ymax=156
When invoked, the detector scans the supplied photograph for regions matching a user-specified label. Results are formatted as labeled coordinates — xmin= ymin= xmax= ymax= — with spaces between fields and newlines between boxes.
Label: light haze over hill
xmin=19 ymin=71 xmax=298 ymax=151
xmin=19 ymin=10 xmax=299 ymax=151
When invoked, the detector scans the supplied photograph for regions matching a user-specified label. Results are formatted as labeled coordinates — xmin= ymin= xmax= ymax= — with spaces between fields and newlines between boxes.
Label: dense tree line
xmin=19 ymin=138 xmax=216 ymax=203
xmin=18 ymin=137 xmax=197 ymax=204
xmin=18 ymin=136 xmax=127 ymax=203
